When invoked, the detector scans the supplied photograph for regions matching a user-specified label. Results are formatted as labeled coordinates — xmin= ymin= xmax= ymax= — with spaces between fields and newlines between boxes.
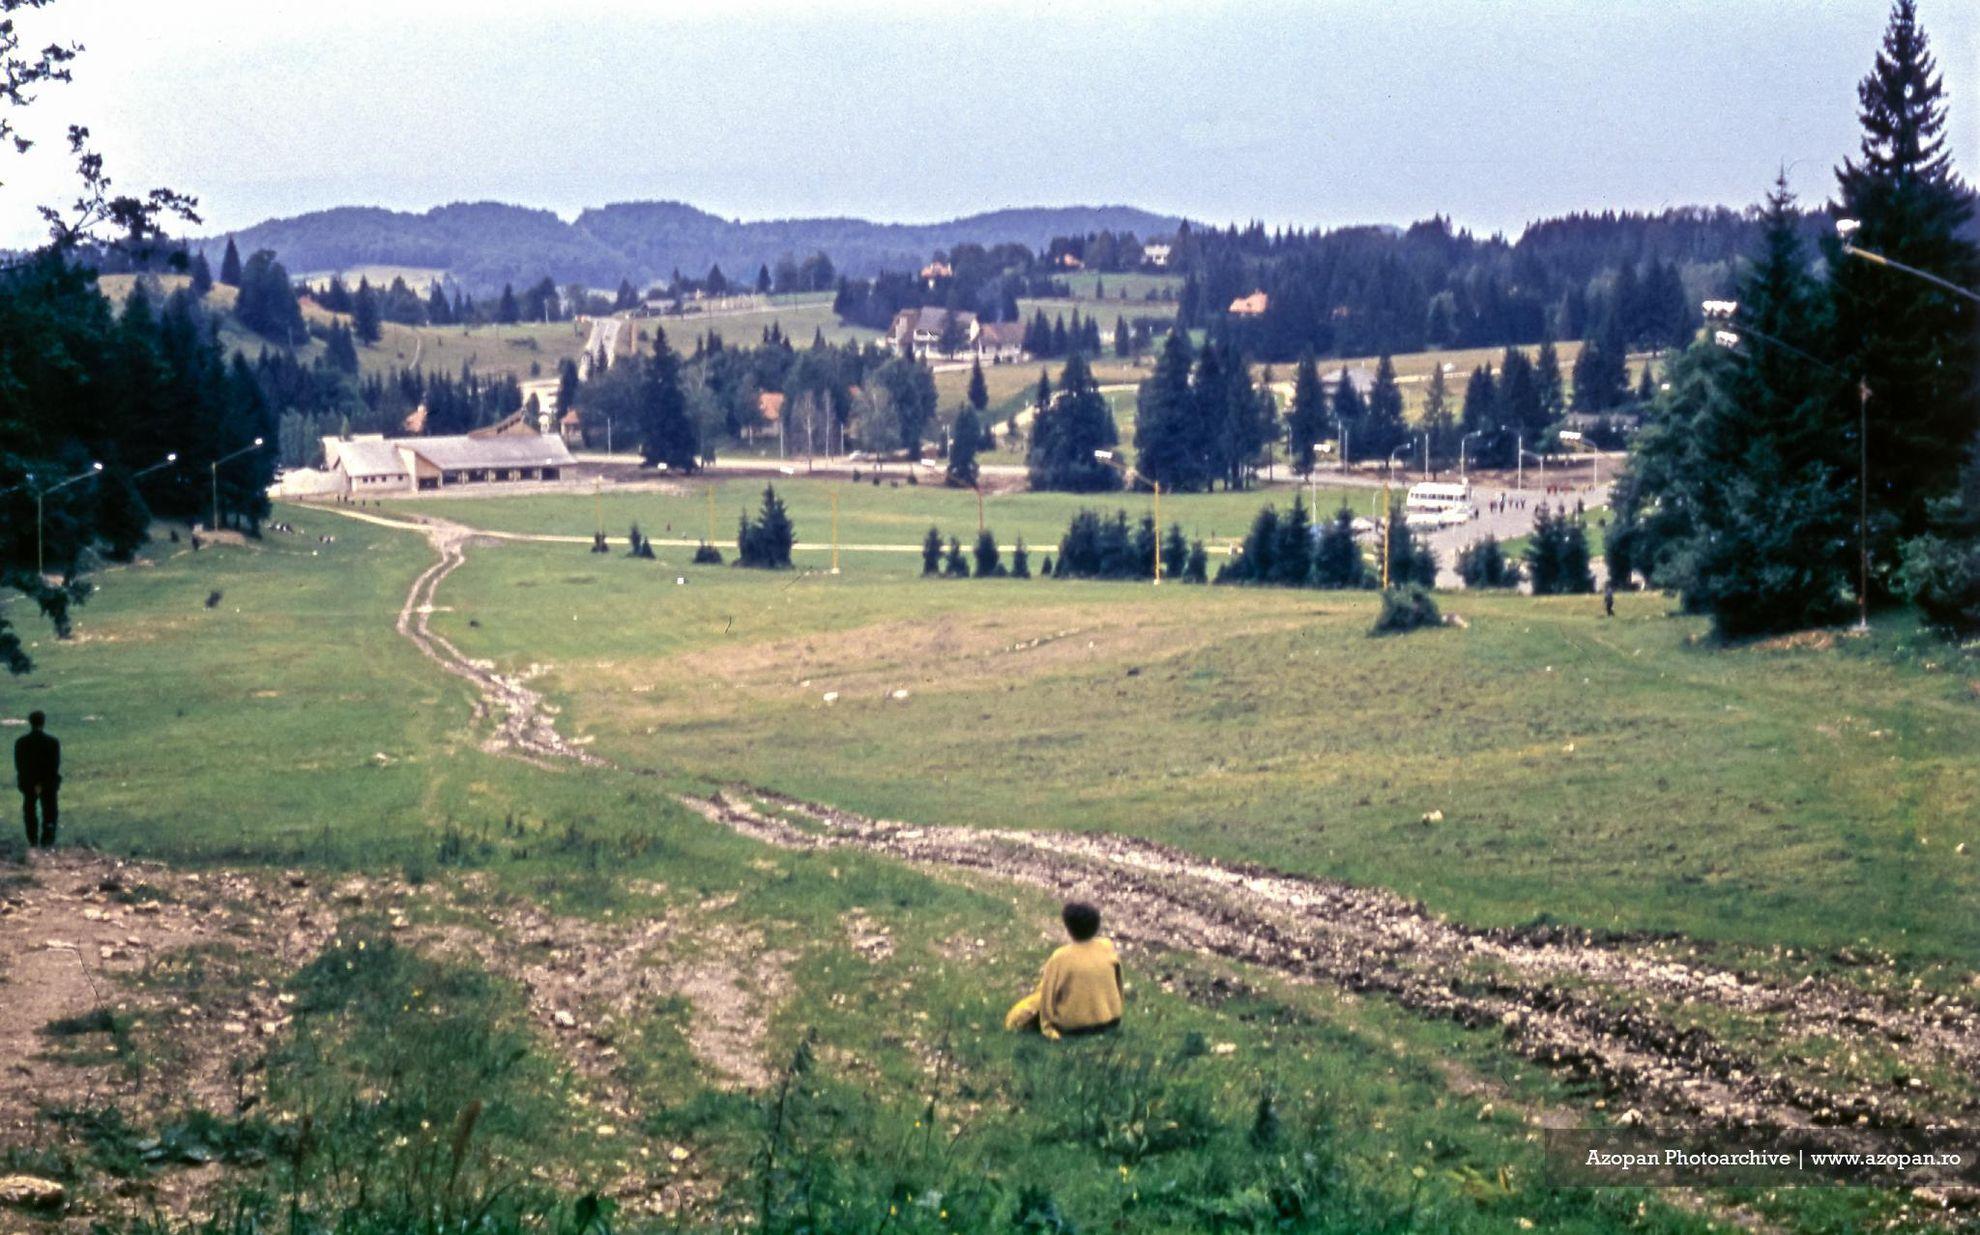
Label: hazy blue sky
xmin=3 ymin=0 xmax=1975 ymax=248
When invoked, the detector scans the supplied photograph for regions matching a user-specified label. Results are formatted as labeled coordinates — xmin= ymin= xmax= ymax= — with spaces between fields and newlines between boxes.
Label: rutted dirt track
xmin=375 ymin=512 xmax=1979 ymax=1178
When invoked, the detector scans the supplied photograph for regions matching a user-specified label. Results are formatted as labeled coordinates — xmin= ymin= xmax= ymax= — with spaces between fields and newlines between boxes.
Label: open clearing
xmin=1 ymin=485 xmax=1972 ymax=1233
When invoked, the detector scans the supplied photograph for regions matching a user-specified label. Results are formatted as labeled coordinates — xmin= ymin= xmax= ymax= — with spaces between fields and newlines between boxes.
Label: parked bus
xmin=1405 ymin=482 xmax=1474 ymax=527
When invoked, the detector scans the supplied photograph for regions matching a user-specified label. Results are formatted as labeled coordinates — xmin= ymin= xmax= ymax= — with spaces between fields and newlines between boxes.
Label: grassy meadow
xmin=4 ymin=485 xmax=1970 ymax=1233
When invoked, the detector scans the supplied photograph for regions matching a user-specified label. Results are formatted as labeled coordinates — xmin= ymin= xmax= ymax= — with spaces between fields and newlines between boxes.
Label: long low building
xmin=321 ymin=423 xmax=576 ymax=494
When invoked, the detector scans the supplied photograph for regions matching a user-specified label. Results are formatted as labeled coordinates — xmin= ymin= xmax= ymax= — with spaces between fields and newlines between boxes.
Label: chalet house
xmin=1228 ymin=291 xmax=1269 ymax=317
xmin=920 ymin=260 xmax=953 ymax=285
xmin=1142 ymin=242 xmax=1173 ymax=269
xmin=886 ymin=307 xmax=978 ymax=358
xmin=971 ymin=320 xmax=1026 ymax=363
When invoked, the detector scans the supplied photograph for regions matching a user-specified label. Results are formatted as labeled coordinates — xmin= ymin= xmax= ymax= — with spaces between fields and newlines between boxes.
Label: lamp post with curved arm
xmin=37 ymin=463 xmax=104 ymax=577
xmin=209 ymin=438 xmax=265 ymax=534
xmin=1459 ymin=430 xmax=1484 ymax=486
xmin=132 ymin=451 xmax=180 ymax=483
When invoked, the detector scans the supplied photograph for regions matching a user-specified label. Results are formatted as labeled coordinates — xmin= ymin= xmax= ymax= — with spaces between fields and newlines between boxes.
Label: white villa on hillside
xmin=885 ymin=308 xmax=1028 ymax=362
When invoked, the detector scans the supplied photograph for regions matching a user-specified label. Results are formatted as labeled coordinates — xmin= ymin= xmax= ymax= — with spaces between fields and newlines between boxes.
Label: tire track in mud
xmin=382 ymin=511 xmax=606 ymax=766
xmin=358 ymin=505 xmax=1977 ymax=1183
xmin=684 ymin=789 xmax=1980 ymax=1154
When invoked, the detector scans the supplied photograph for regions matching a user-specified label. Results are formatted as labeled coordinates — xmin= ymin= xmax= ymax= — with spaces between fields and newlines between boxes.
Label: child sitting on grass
xmin=1004 ymin=901 xmax=1123 ymax=1040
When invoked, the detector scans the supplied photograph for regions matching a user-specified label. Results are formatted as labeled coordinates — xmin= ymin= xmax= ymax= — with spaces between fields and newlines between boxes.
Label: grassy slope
xmin=6 ymin=514 xmax=1771 ymax=1234
xmin=420 ymin=531 xmax=1976 ymax=965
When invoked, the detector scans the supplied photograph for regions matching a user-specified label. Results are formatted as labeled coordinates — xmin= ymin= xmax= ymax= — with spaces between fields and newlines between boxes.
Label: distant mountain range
xmin=190 ymin=201 xmax=1185 ymax=295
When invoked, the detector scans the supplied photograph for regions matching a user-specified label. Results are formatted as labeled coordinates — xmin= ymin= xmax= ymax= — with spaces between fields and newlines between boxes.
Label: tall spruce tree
xmin=1330 ymin=367 xmax=1366 ymax=463
xmin=218 ymin=237 xmax=242 ymax=286
xmin=966 ymin=358 xmax=988 ymax=411
xmin=1133 ymin=329 xmax=1203 ymax=490
xmin=1287 ymin=352 xmax=1326 ymax=477
xmin=1361 ymin=354 xmax=1408 ymax=458
xmin=1831 ymin=0 xmax=1979 ymax=544
xmin=637 ymin=327 xmax=699 ymax=472
xmin=1027 ymin=352 xmax=1121 ymax=492
xmin=352 ymin=277 xmax=382 ymax=344
xmin=1664 ymin=179 xmax=1857 ymax=635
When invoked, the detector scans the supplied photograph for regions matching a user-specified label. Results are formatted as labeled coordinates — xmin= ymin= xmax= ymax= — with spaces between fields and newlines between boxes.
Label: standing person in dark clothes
xmin=15 ymin=711 xmax=60 ymax=848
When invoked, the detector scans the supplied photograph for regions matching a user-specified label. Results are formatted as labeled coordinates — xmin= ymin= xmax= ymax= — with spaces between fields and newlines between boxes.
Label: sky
xmin=2 ymin=0 xmax=1976 ymax=249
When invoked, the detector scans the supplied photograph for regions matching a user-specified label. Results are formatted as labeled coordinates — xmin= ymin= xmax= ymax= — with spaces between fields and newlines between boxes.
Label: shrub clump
xmin=1371 ymin=584 xmax=1442 ymax=636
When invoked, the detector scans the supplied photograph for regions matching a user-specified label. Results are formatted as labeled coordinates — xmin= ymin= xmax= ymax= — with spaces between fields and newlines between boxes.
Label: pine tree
xmin=427 ymin=282 xmax=452 ymax=325
xmin=1272 ymin=495 xmax=1313 ymax=585
xmin=1573 ymin=313 xmax=1630 ymax=412
xmin=218 ymin=237 xmax=242 ymax=287
xmin=1312 ymin=506 xmax=1366 ymax=588
xmin=352 ymin=278 xmax=382 ymax=344
xmin=1362 ymin=354 xmax=1407 ymax=458
xmin=973 ymin=529 xmax=1002 ymax=577
xmin=324 ymin=321 xmax=360 ymax=374
xmin=1287 ymin=352 xmax=1325 ymax=477
xmin=1657 ymin=178 xmax=1856 ymax=634
xmin=1135 ymin=330 xmax=1203 ymax=490
xmin=1184 ymin=539 xmax=1209 ymax=583
xmin=736 ymin=485 xmax=796 ymax=568
xmin=945 ymin=536 xmax=969 ymax=577
xmin=496 ymin=284 xmax=520 ymax=324
xmin=1534 ymin=340 xmax=1566 ymax=427
xmin=1027 ymin=352 xmax=1120 ymax=491
xmin=638 ymin=326 xmax=699 ymax=472
xmin=755 ymin=264 xmax=772 ymax=294
xmin=1832 ymin=0 xmax=1979 ymax=544
xmin=1114 ymin=314 xmax=1131 ymax=358
xmin=922 ymin=526 xmax=943 ymax=576
xmin=967 ymin=358 xmax=988 ymax=411
xmin=948 ymin=408 xmax=983 ymax=486
xmin=188 ymin=252 xmax=213 ymax=296
xmin=1421 ymin=363 xmax=1455 ymax=465
xmin=1161 ymin=523 xmax=1188 ymax=579
xmin=1330 ymin=367 xmax=1366 ymax=463
xmin=1011 ymin=537 xmax=1031 ymax=579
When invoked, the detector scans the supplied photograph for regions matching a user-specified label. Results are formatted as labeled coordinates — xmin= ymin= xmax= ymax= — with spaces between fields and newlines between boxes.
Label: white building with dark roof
xmin=320 ymin=426 xmax=576 ymax=495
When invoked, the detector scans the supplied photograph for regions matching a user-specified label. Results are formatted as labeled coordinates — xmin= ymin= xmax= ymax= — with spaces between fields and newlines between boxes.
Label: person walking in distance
xmin=15 ymin=711 xmax=61 ymax=848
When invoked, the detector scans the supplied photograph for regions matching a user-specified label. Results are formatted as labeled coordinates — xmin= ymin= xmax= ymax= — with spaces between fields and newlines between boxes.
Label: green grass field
xmin=376 ymin=475 xmax=1381 ymax=556
xmin=7 ymin=485 xmax=1972 ymax=1233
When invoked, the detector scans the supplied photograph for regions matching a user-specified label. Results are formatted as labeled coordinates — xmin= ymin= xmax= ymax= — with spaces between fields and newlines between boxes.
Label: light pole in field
xmin=1381 ymin=444 xmax=1410 ymax=589
xmin=1516 ymin=435 xmax=1544 ymax=493
xmin=1703 ymin=298 xmax=1872 ymax=630
xmin=1459 ymin=430 xmax=1484 ymax=487
xmin=209 ymin=438 xmax=264 ymax=534
xmin=1094 ymin=450 xmax=1162 ymax=583
xmin=37 ymin=463 xmax=103 ymax=577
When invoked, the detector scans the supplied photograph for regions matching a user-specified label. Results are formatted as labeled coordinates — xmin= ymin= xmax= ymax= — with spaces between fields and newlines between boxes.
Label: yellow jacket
xmin=1034 ymin=937 xmax=1123 ymax=1039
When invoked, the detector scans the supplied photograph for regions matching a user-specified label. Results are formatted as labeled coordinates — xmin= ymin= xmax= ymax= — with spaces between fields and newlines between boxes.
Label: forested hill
xmin=189 ymin=200 xmax=1183 ymax=293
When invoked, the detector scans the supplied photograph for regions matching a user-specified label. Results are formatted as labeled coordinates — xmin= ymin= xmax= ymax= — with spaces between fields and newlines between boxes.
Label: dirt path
xmin=353 ymin=505 xmax=1979 ymax=1199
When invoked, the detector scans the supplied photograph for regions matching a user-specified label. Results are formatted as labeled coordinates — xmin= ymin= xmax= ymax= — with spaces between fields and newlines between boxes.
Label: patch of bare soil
xmin=419 ymin=891 xmax=792 ymax=1095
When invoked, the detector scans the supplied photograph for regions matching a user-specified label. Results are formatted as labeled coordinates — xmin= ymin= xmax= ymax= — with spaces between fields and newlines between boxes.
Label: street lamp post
xmin=1515 ymin=435 xmax=1544 ymax=492
xmin=37 ymin=463 xmax=103 ymax=577
xmin=1836 ymin=219 xmax=1980 ymax=307
xmin=210 ymin=438 xmax=265 ymax=534
xmin=1459 ymin=431 xmax=1483 ymax=487
xmin=1381 ymin=444 xmax=1410 ymax=590
xmin=132 ymin=452 xmax=180 ymax=484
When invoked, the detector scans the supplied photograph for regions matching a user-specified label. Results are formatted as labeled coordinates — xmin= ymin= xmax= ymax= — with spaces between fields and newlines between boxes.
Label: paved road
xmin=578 ymin=316 xmax=629 ymax=379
